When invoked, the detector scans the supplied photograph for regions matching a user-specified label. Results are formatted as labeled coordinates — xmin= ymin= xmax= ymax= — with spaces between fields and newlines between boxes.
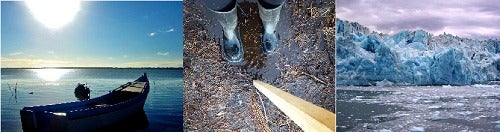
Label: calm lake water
xmin=1 ymin=68 xmax=183 ymax=131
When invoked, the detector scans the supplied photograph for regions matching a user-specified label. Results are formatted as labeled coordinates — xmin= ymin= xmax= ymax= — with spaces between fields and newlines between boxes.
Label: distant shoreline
xmin=1 ymin=67 xmax=183 ymax=70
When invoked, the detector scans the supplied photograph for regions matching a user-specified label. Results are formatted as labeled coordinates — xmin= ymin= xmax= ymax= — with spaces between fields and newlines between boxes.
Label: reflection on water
xmin=7 ymin=83 xmax=19 ymax=103
xmin=31 ymin=69 xmax=72 ymax=81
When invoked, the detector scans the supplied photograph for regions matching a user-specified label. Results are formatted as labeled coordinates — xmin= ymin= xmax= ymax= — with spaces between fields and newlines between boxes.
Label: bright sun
xmin=25 ymin=0 xmax=81 ymax=29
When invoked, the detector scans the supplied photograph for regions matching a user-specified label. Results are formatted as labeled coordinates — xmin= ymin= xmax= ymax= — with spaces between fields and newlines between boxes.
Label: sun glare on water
xmin=25 ymin=0 xmax=81 ymax=29
xmin=32 ymin=69 xmax=72 ymax=81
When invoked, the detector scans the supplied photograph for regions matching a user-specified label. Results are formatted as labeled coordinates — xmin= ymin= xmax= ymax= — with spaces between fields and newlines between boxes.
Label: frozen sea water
xmin=337 ymin=85 xmax=500 ymax=132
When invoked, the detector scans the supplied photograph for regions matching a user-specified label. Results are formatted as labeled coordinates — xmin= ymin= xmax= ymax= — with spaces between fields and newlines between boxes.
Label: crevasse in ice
xmin=336 ymin=19 xmax=500 ymax=86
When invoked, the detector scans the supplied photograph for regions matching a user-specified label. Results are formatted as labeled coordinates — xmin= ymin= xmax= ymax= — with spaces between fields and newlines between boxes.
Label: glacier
xmin=336 ymin=19 xmax=500 ymax=86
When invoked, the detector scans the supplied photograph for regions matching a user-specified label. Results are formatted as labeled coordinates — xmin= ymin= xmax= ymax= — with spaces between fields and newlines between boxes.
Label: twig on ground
xmin=256 ymin=90 xmax=269 ymax=124
xmin=301 ymin=72 xmax=328 ymax=85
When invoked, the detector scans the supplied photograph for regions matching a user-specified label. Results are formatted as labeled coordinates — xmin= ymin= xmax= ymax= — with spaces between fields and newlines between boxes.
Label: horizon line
xmin=1 ymin=66 xmax=183 ymax=69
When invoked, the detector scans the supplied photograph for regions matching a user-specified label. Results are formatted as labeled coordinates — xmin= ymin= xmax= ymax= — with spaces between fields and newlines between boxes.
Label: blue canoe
xmin=20 ymin=73 xmax=150 ymax=132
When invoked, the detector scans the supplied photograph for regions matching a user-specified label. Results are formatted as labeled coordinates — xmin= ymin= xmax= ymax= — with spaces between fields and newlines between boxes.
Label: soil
xmin=183 ymin=0 xmax=335 ymax=131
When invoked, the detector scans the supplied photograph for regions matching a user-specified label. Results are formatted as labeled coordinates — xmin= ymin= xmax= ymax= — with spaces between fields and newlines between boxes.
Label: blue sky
xmin=1 ymin=1 xmax=183 ymax=68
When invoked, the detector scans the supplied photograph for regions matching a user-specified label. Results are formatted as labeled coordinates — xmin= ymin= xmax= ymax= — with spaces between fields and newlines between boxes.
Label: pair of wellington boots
xmin=211 ymin=0 xmax=285 ymax=62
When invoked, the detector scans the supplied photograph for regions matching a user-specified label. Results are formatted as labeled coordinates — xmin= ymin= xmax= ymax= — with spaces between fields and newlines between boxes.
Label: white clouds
xmin=148 ymin=28 xmax=175 ymax=37
xmin=337 ymin=0 xmax=500 ymax=39
xmin=124 ymin=60 xmax=182 ymax=67
xmin=1 ymin=58 xmax=73 ymax=68
xmin=9 ymin=52 xmax=24 ymax=56
xmin=166 ymin=28 xmax=174 ymax=32
xmin=156 ymin=51 xmax=169 ymax=56
xmin=437 ymin=26 xmax=500 ymax=39
xmin=0 ymin=56 xmax=182 ymax=68
xmin=48 ymin=51 xmax=55 ymax=54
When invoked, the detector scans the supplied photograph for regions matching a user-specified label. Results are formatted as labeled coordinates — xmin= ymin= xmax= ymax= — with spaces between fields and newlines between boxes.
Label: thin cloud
xmin=156 ymin=51 xmax=169 ymax=56
xmin=1 ymin=58 xmax=73 ymax=68
xmin=165 ymin=28 xmax=174 ymax=32
xmin=48 ymin=51 xmax=55 ymax=54
xmin=149 ymin=28 xmax=174 ymax=37
xmin=123 ymin=55 xmax=128 ymax=58
xmin=9 ymin=52 xmax=24 ymax=56
xmin=124 ymin=60 xmax=182 ymax=67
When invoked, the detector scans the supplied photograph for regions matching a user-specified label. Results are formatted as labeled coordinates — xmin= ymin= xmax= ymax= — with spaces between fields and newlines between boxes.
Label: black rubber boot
xmin=258 ymin=0 xmax=285 ymax=54
xmin=221 ymin=28 xmax=243 ymax=62
xmin=209 ymin=1 xmax=243 ymax=62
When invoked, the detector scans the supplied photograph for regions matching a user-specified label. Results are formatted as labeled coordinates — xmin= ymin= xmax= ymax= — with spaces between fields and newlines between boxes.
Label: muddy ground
xmin=183 ymin=0 xmax=334 ymax=131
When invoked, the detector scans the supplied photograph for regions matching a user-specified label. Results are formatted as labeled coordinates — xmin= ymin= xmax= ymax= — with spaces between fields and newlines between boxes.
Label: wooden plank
xmin=253 ymin=80 xmax=335 ymax=132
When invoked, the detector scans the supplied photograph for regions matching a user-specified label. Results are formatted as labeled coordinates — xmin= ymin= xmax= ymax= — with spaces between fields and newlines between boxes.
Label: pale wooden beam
xmin=253 ymin=80 xmax=335 ymax=132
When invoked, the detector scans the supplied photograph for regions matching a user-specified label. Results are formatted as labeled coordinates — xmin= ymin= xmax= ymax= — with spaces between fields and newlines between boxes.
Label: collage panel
xmin=336 ymin=0 xmax=500 ymax=131
xmin=183 ymin=0 xmax=335 ymax=131
xmin=1 ymin=0 xmax=500 ymax=131
xmin=1 ymin=1 xmax=183 ymax=131
xmin=1 ymin=0 xmax=338 ymax=131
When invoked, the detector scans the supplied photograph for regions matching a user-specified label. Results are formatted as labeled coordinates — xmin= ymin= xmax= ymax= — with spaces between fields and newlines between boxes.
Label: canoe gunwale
xmin=21 ymin=92 xmax=113 ymax=112
xmin=64 ymin=85 xmax=149 ymax=119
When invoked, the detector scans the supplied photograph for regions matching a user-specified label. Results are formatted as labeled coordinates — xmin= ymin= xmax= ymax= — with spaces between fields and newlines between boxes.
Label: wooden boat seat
xmin=80 ymin=82 xmax=146 ymax=109
xmin=105 ymin=82 xmax=147 ymax=105
xmin=121 ymin=82 xmax=146 ymax=93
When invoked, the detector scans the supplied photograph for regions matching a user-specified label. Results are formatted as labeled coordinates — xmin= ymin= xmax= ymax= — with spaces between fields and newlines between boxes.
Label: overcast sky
xmin=336 ymin=0 xmax=500 ymax=39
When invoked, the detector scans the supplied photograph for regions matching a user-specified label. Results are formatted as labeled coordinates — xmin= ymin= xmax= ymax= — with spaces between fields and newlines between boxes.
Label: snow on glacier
xmin=336 ymin=19 xmax=500 ymax=86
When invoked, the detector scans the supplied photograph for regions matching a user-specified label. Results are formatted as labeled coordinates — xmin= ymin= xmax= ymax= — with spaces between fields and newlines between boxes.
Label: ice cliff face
xmin=336 ymin=19 xmax=500 ymax=86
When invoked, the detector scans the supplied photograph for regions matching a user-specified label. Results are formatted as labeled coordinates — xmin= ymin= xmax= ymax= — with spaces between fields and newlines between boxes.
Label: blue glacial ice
xmin=336 ymin=19 xmax=500 ymax=86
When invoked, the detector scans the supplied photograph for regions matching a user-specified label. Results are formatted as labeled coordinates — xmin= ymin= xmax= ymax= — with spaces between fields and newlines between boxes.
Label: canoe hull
xmin=20 ymin=74 xmax=150 ymax=132
xmin=51 ymin=97 xmax=147 ymax=132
